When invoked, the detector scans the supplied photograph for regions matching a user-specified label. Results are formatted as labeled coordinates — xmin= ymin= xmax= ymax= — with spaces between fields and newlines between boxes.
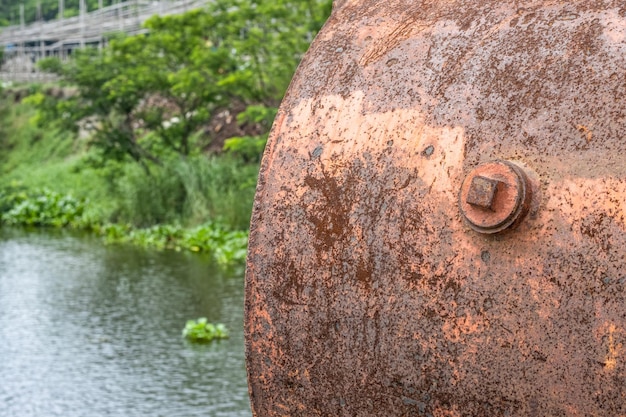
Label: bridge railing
xmin=0 ymin=0 xmax=207 ymax=46
xmin=0 ymin=0 xmax=207 ymax=81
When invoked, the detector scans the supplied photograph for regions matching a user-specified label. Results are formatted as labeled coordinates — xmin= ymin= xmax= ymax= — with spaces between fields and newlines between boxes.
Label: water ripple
xmin=0 ymin=228 xmax=251 ymax=417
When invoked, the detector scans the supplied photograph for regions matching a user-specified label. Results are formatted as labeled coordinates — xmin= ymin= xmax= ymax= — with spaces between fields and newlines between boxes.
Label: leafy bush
xmin=223 ymin=135 xmax=267 ymax=163
xmin=236 ymin=105 xmax=278 ymax=128
xmin=182 ymin=318 xmax=229 ymax=343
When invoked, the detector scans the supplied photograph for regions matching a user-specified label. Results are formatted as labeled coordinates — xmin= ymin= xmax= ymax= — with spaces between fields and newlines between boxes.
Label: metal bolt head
xmin=459 ymin=160 xmax=533 ymax=234
xmin=466 ymin=175 xmax=500 ymax=211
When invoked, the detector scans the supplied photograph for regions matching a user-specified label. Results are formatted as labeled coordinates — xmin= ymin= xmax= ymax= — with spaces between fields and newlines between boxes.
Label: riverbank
xmin=0 ymin=2 xmax=335 ymax=267
xmin=0 ymin=97 xmax=255 ymax=266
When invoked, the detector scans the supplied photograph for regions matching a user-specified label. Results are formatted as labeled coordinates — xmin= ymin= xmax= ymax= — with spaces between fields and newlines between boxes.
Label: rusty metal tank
xmin=245 ymin=1 xmax=626 ymax=415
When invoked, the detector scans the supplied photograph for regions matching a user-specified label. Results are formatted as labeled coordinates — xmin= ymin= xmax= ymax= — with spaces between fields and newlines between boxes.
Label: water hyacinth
xmin=97 ymin=222 xmax=248 ymax=266
xmin=1 ymin=188 xmax=85 ymax=227
xmin=0 ymin=186 xmax=248 ymax=267
xmin=182 ymin=318 xmax=229 ymax=343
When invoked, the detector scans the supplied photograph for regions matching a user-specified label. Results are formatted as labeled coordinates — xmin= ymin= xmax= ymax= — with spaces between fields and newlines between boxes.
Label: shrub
xmin=223 ymin=135 xmax=267 ymax=163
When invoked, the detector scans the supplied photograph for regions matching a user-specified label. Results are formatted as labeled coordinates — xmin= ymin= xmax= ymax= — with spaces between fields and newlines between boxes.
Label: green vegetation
xmin=0 ymin=0 xmax=332 ymax=265
xmin=182 ymin=318 xmax=229 ymax=343
xmin=99 ymin=223 xmax=248 ymax=265
xmin=0 ymin=183 xmax=248 ymax=265
xmin=33 ymin=1 xmax=329 ymax=166
xmin=0 ymin=96 xmax=256 ymax=265
xmin=0 ymin=187 xmax=85 ymax=227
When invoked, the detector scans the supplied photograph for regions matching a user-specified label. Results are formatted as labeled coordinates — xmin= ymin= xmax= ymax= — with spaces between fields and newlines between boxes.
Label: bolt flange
xmin=459 ymin=160 xmax=533 ymax=234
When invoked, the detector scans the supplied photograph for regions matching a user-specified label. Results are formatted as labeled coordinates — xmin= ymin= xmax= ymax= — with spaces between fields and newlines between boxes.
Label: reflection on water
xmin=0 ymin=227 xmax=251 ymax=417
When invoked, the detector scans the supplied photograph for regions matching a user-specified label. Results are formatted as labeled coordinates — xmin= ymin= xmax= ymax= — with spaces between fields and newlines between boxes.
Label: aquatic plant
xmin=0 ymin=187 xmax=248 ymax=266
xmin=182 ymin=318 xmax=229 ymax=343
xmin=1 ymin=188 xmax=85 ymax=227
xmin=96 ymin=222 xmax=248 ymax=266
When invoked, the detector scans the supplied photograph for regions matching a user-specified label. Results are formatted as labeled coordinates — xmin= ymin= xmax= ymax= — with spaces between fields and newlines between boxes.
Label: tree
xmin=34 ymin=0 xmax=332 ymax=168
xmin=205 ymin=0 xmax=331 ymax=104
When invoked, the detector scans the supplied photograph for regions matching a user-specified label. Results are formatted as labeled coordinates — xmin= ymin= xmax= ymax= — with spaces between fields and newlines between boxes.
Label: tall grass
xmin=114 ymin=156 xmax=259 ymax=230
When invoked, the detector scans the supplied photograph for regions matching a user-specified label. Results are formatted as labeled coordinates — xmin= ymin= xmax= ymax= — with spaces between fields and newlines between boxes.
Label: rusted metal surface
xmin=245 ymin=1 xmax=626 ymax=416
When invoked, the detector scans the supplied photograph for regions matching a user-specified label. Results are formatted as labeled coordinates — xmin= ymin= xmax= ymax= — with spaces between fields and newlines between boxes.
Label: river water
xmin=0 ymin=227 xmax=251 ymax=417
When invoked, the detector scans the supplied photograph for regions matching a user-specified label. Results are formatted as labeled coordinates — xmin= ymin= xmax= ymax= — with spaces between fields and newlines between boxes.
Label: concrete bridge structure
xmin=0 ymin=0 xmax=206 ymax=81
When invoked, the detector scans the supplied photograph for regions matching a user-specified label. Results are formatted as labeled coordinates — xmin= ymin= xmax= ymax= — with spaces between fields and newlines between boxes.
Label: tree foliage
xmin=34 ymin=0 xmax=331 ymax=168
